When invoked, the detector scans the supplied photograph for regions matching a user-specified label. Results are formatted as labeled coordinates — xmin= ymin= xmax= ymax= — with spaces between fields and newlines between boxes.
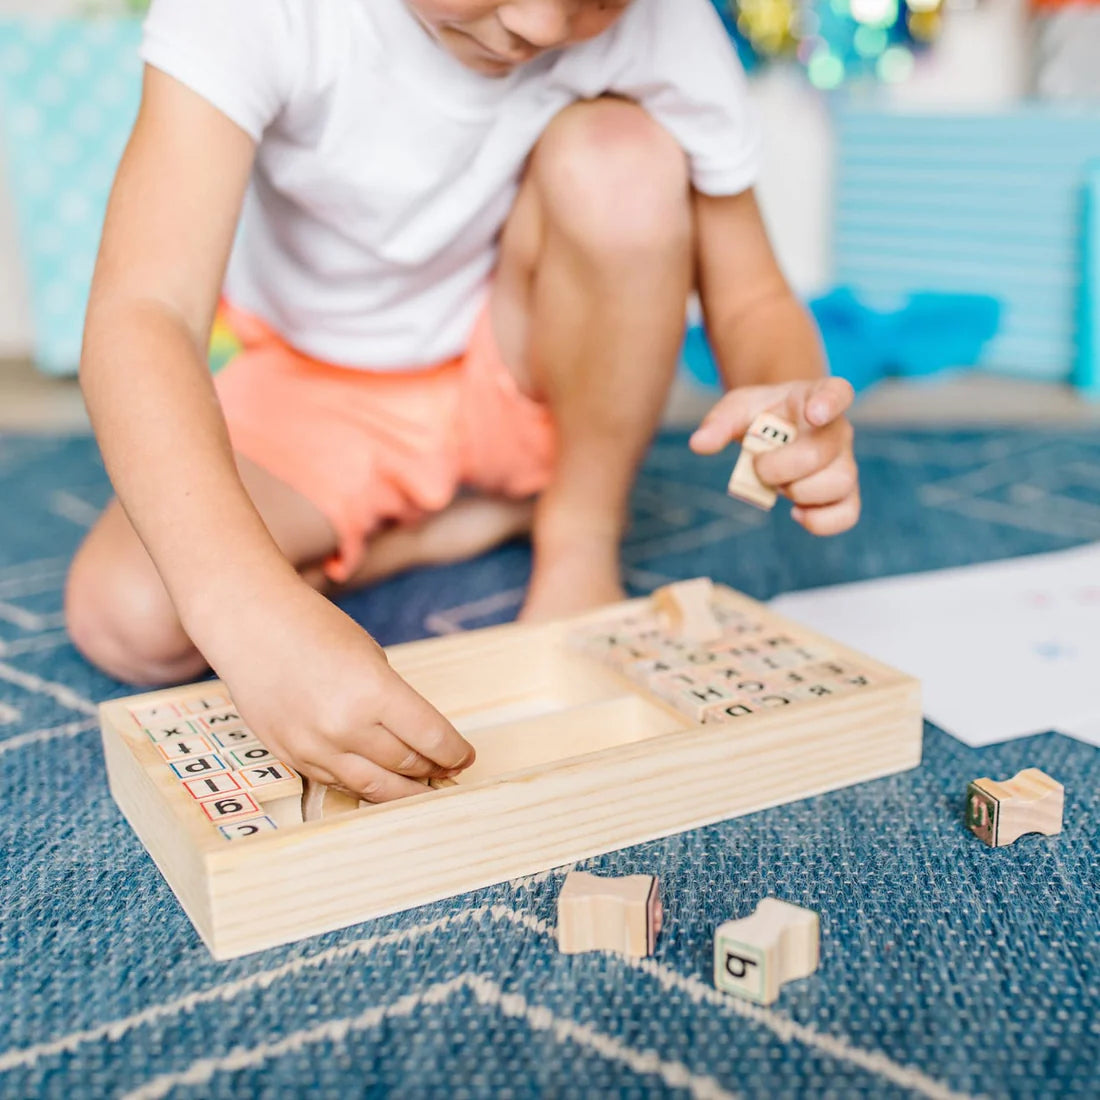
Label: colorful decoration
xmin=713 ymin=0 xmax=946 ymax=87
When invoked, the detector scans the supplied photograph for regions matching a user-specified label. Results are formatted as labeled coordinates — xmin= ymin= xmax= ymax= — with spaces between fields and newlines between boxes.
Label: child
xmin=65 ymin=0 xmax=860 ymax=803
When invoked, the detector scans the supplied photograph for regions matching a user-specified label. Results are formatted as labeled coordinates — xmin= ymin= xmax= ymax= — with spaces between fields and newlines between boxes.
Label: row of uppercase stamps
xmin=572 ymin=617 xmax=873 ymax=720
xmin=569 ymin=605 xmax=764 ymax=658
xmin=651 ymin=661 xmax=875 ymax=723
xmin=571 ymin=616 xmax=829 ymax=680
xmin=127 ymin=697 xmax=296 ymax=841
xmin=570 ymin=614 xmax=868 ymax=718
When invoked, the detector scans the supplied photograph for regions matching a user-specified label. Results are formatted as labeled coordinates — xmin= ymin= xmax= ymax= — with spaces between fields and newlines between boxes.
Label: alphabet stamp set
xmin=99 ymin=581 xmax=922 ymax=959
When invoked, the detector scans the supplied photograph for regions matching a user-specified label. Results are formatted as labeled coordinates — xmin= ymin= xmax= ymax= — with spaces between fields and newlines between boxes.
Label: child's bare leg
xmin=492 ymin=98 xmax=694 ymax=621
xmin=66 ymin=455 xmax=343 ymax=685
xmin=66 ymin=459 xmax=531 ymax=685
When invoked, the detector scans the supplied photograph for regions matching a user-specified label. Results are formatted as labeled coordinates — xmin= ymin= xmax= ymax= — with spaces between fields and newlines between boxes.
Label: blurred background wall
xmin=0 ymin=0 xmax=1030 ymax=353
xmin=1 ymin=0 xmax=1096 ymax=395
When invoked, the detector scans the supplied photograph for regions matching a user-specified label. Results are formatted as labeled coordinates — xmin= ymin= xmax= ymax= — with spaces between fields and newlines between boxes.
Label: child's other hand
xmin=211 ymin=582 xmax=474 ymax=802
xmin=688 ymin=377 xmax=860 ymax=536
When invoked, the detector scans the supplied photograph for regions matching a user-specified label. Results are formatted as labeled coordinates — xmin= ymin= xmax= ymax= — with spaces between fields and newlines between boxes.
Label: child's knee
xmin=65 ymin=545 xmax=206 ymax=686
xmin=534 ymin=98 xmax=691 ymax=252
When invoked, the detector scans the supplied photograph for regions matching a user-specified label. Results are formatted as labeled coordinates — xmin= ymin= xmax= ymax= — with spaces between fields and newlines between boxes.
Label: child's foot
xmin=338 ymin=496 xmax=535 ymax=590
xmin=519 ymin=539 xmax=626 ymax=622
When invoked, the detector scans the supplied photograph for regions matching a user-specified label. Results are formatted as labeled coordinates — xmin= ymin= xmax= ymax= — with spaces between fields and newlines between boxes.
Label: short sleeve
xmin=141 ymin=0 xmax=296 ymax=142
xmin=609 ymin=0 xmax=761 ymax=196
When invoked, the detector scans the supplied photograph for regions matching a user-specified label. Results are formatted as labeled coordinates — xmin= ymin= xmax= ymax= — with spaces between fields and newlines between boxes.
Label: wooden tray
xmin=99 ymin=583 xmax=922 ymax=959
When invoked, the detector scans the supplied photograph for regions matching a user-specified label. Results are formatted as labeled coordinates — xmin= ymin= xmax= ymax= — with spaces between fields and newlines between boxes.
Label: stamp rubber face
xmin=966 ymin=783 xmax=999 ymax=846
xmin=715 ymin=936 xmax=767 ymax=1002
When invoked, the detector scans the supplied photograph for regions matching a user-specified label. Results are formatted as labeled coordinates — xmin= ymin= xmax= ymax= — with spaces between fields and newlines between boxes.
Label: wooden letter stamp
xmin=714 ymin=897 xmax=820 ymax=1005
xmin=966 ymin=767 xmax=1064 ymax=847
xmin=652 ymin=578 xmax=723 ymax=643
xmin=302 ymin=779 xmax=363 ymax=821
xmin=200 ymin=792 xmax=263 ymax=825
xmin=727 ymin=412 xmax=797 ymax=510
xmin=238 ymin=762 xmax=304 ymax=827
xmin=557 ymin=870 xmax=662 ymax=958
xmin=181 ymin=772 xmax=244 ymax=802
xmin=219 ymin=816 xmax=278 ymax=841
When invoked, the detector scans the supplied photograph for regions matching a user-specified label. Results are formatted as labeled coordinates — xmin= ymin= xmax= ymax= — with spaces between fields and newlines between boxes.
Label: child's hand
xmin=689 ymin=377 xmax=860 ymax=536
xmin=208 ymin=581 xmax=474 ymax=802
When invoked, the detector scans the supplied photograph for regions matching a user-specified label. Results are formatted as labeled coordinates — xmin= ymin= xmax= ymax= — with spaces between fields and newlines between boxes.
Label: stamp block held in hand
xmin=727 ymin=412 xmax=797 ymax=510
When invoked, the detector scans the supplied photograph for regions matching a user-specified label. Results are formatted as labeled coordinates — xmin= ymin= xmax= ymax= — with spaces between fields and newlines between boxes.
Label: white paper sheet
xmin=769 ymin=543 xmax=1100 ymax=747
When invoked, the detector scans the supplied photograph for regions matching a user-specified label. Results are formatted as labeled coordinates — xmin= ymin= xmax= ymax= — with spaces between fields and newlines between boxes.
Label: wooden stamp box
xmin=99 ymin=583 xmax=922 ymax=960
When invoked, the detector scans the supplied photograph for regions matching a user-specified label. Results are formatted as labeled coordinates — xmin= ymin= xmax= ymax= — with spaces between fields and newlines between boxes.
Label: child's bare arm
xmin=689 ymin=190 xmax=860 ymax=537
xmin=82 ymin=68 xmax=473 ymax=798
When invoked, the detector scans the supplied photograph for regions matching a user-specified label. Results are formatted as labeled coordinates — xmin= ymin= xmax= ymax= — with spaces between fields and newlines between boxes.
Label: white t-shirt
xmin=142 ymin=0 xmax=760 ymax=370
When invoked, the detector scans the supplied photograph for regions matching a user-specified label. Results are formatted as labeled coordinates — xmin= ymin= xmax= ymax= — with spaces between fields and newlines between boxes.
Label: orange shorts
xmin=214 ymin=299 xmax=556 ymax=584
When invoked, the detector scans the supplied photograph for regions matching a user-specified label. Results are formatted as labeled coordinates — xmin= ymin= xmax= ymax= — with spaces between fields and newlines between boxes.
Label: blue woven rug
xmin=1 ymin=428 xmax=1098 ymax=1099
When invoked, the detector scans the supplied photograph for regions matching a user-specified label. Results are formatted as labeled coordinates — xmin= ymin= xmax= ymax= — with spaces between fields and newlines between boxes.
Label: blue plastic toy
xmin=682 ymin=287 xmax=1002 ymax=393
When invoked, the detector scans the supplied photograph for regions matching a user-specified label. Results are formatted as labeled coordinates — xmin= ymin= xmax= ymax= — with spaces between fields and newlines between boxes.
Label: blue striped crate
xmin=833 ymin=105 xmax=1100 ymax=382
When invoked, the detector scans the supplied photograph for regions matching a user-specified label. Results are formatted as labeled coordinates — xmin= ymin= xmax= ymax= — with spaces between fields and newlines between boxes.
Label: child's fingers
xmin=688 ymin=383 xmax=788 ymax=454
xmin=799 ymin=377 xmax=854 ymax=428
xmin=790 ymin=491 xmax=862 ymax=536
xmin=786 ymin=459 xmax=860 ymax=508
xmin=333 ymin=722 xmax=450 ymax=779
xmin=375 ymin=676 xmax=476 ymax=772
xmin=780 ymin=455 xmax=859 ymax=508
xmin=690 ymin=377 xmax=854 ymax=456
xmin=755 ymin=417 xmax=853 ymax=486
xmin=330 ymin=751 xmax=433 ymax=803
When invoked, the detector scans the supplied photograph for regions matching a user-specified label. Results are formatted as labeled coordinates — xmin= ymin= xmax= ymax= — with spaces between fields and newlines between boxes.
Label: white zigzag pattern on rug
xmin=0 ymin=906 xmax=981 ymax=1100
xmin=123 ymin=973 xmax=739 ymax=1100
xmin=0 ymin=716 xmax=99 ymax=757
xmin=0 ymin=660 xmax=98 ymax=716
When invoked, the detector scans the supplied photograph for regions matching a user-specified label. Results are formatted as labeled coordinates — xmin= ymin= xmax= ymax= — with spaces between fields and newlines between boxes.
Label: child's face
xmin=405 ymin=0 xmax=633 ymax=76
